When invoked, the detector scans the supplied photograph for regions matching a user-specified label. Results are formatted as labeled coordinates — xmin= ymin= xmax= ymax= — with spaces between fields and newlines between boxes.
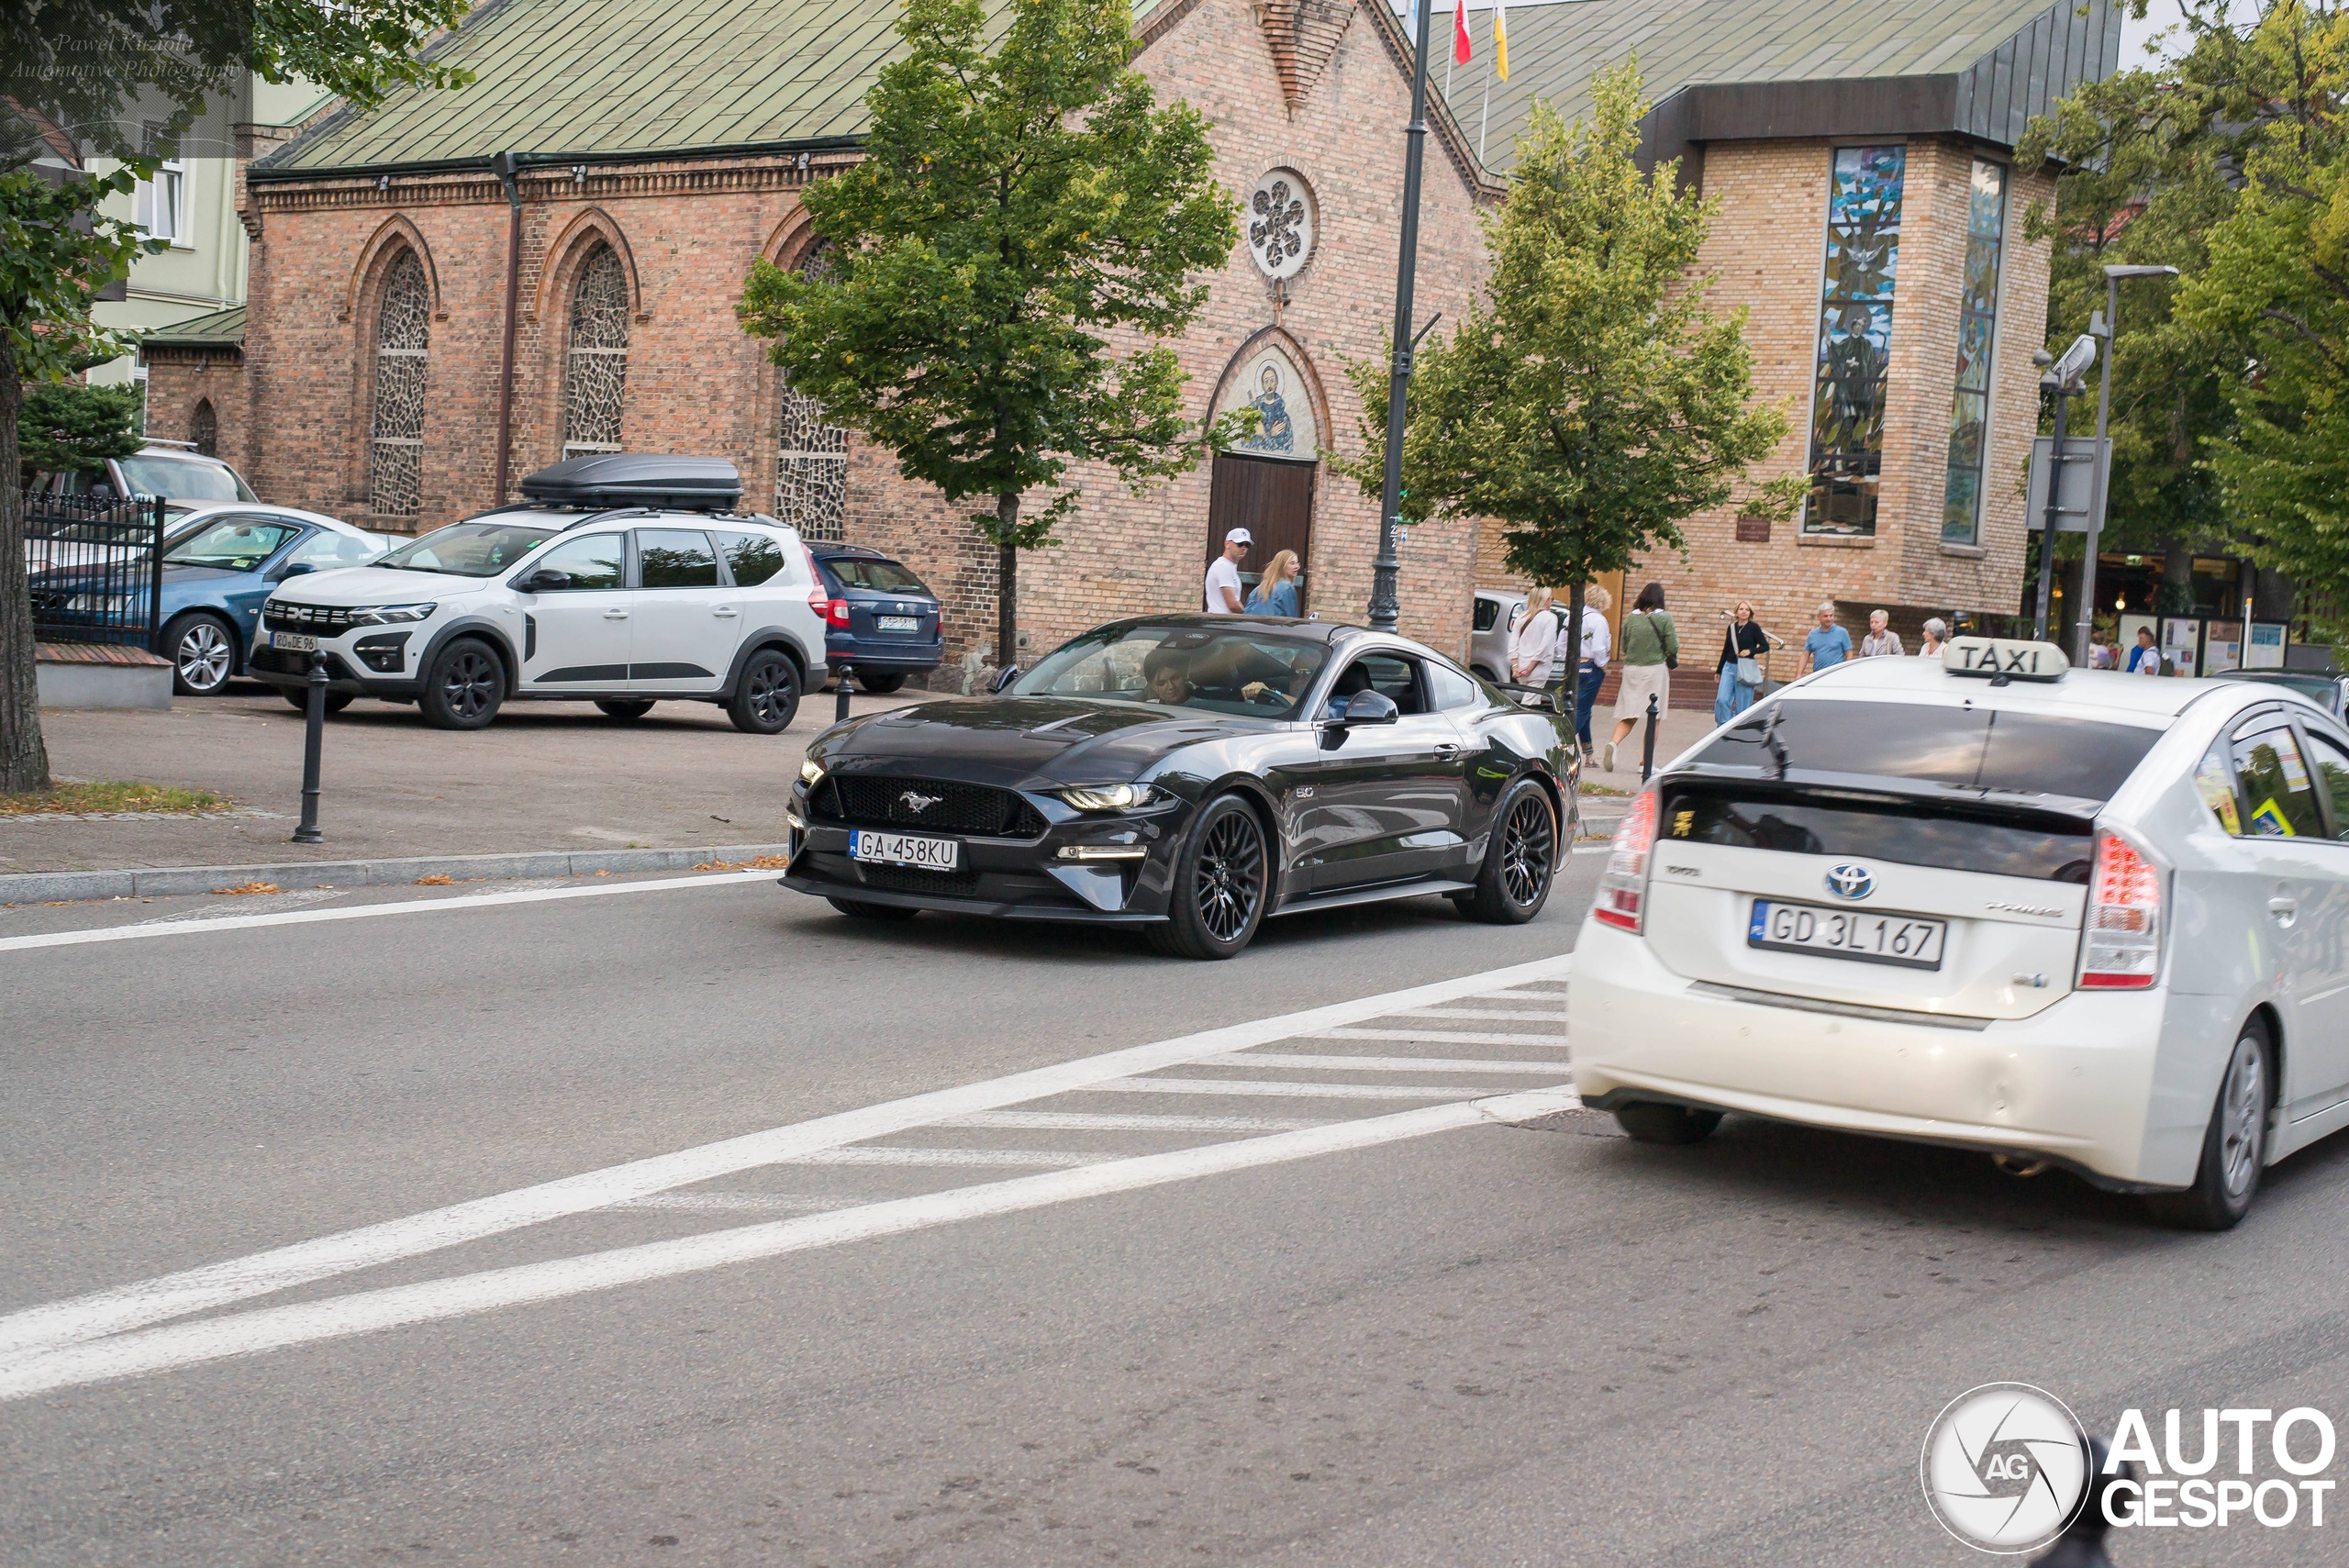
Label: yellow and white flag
xmin=1494 ymin=0 xmax=1508 ymax=81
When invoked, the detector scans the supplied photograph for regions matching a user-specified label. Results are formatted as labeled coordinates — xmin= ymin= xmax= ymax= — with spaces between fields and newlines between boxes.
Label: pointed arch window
xmin=774 ymin=239 xmax=848 ymax=540
xmin=368 ymin=250 xmax=430 ymax=516
xmin=562 ymin=244 xmax=630 ymax=456
xmin=191 ymin=398 xmax=217 ymax=458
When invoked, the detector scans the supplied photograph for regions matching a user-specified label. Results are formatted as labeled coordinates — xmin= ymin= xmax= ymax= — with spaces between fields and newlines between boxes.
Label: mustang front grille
xmin=813 ymin=776 xmax=1046 ymax=838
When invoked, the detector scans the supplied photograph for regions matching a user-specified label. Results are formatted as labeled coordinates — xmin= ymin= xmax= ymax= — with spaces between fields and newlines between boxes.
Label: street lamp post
xmin=1371 ymin=0 xmax=1438 ymax=635
xmin=2074 ymin=264 xmax=2180 ymax=665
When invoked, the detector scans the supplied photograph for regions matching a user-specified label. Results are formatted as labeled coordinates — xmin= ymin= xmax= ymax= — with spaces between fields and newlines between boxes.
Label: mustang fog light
xmin=1056 ymin=845 xmax=1148 ymax=862
xmin=1059 ymin=784 xmax=1155 ymax=812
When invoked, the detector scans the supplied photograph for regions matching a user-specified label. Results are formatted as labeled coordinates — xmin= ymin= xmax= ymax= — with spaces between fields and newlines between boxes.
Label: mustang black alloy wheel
xmin=419 ymin=639 xmax=506 ymax=730
xmin=729 ymin=649 xmax=800 ymax=735
xmin=1152 ymin=794 xmax=1269 ymax=960
xmin=1460 ymin=777 xmax=1557 ymax=924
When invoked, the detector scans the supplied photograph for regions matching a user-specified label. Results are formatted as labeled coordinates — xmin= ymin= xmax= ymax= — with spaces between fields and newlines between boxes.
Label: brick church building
xmin=148 ymin=0 xmax=2123 ymax=680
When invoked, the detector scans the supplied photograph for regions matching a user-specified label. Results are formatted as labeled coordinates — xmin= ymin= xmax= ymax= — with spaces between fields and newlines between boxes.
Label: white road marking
xmin=1398 ymin=1006 xmax=1572 ymax=1022
xmin=0 ymin=1088 xmax=1580 ymax=1402
xmin=608 ymin=1194 xmax=864 ymax=1213
xmin=1198 ymin=1052 xmax=1574 ymax=1075
xmin=142 ymin=889 xmax=347 ymax=925
xmin=1310 ymin=1028 xmax=1568 ymax=1046
xmin=780 ymin=1147 xmax=1107 ymax=1168
xmin=941 ymin=1109 xmax=1329 ymax=1132
xmin=0 ymin=953 xmax=1574 ymax=1362
xmin=1099 ymin=1077 xmax=1505 ymax=1101
xmin=0 ymin=869 xmax=781 ymax=953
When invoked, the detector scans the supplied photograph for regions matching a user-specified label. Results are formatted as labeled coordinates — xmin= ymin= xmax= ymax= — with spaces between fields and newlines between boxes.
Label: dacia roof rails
xmin=518 ymin=452 xmax=743 ymax=512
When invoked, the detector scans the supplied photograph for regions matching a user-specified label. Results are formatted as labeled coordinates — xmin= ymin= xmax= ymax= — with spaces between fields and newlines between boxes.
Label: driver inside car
xmin=1141 ymin=650 xmax=1194 ymax=706
xmin=1313 ymin=662 xmax=1374 ymax=720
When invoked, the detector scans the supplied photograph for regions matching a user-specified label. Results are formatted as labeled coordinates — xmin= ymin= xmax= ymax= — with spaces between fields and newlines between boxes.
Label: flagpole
xmin=1477 ymin=24 xmax=1492 ymax=163
xmin=1373 ymin=0 xmax=1437 ymax=634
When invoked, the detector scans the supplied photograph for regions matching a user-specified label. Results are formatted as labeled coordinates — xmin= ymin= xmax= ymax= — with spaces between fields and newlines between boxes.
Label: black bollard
xmin=291 ymin=651 xmax=327 ymax=844
xmin=1641 ymin=691 xmax=1660 ymax=783
xmin=833 ymin=661 xmax=855 ymax=724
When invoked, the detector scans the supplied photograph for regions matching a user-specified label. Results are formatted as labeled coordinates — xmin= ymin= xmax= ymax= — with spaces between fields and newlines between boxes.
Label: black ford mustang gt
xmin=783 ymin=616 xmax=1579 ymax=958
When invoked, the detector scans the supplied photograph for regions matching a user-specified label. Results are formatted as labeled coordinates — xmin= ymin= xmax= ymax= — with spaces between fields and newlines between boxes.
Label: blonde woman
xmin=1247 ymin=550 xmax=1301 ymax=617
xmin=1509 ymin=586 xmax=1559 ymax=685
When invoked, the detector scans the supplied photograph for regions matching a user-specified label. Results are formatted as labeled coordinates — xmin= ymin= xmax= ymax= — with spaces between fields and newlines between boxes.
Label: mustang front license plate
xmin=876 ymin=615 xmax=919 ymax=632
xmin=1747 ymin=899 xmax=1947 ymax=970
xmin=272 ymin=631 xmax=318 ymax=652
xmin=848 ymin=828 xmax=960 ymax=870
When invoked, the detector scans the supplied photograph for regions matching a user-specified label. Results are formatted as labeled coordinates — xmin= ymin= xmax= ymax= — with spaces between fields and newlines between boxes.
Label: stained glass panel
xmin=773 ymin=241 xmax=848 ymax=539
xmin=368 ymin=250 xmax=429 ymax=516
xmin=1940 ymin=160 xmax=2008 ymax=545
xmin=1804 ymin=146 xmax=1906 ymax=537
xmin=562 ymin=245 xmax=629 ymax=458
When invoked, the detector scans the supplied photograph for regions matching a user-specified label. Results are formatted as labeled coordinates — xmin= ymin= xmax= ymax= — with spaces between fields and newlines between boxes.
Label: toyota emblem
xmin=899 ymin=790 xmax=941 ymax=815
xmin=1824 ymin=863 xmax=1876 ymax=900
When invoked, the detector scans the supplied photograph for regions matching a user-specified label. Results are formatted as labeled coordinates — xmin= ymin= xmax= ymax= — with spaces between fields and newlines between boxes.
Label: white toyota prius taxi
xmin=1571 ymin=637 xmax=2349 ymax=1229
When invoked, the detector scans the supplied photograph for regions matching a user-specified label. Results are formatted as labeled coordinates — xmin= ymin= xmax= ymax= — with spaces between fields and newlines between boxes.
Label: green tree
xmin=737 ymin=0 xmax=1238 ymax=673
xmin=18 ymin=381 xmax=146 ymax=476
xmin=2 ymin=1 xmax=471 ymax=794
xmin=1340 ymin=62 xmax=1795 ymax=670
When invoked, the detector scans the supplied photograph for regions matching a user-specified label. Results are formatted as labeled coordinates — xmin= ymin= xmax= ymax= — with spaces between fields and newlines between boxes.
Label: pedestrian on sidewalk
xmin=1917 ymin=617 xmax=1949 ymax=658
xmin=1798 ymin=601 xmax=1852 ymax=676
xmin=1605 ymin=583 xmax=1675 ymax=773
xmin=1561 ymin=584 xmax=1611 ymax=753
xmin=1247 ymin=550 xmax=1300 ymax=617
xmin=1204 ymin=528 xmax=1251 ymax=614
xmin=1509 ymin=586 xmax=1560 ymax=687
xmin=2127 ymin=625 xmax=2162 ymax=674
xmin=1713 ymin=602 xmax=1778 ymax=725
xmin=1859 ymin=608 xmax=1903 ymax=657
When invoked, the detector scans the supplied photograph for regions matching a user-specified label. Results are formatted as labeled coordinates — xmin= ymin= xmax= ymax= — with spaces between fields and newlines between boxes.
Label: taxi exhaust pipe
xmin=1992 ymin=1154 xmax=2050 ymax=1178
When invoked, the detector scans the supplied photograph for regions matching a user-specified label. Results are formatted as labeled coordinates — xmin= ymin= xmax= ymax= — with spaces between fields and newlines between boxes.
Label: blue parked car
xmin=28 ymin=504 xmax=391 ymax=700
xmin=809 ymin=543 xmax=944 ymax=693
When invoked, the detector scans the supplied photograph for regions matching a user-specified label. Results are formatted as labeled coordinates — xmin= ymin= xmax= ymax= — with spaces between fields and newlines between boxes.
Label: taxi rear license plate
xmin=272 ymin=631 xmax=318 ymax=652
xmin=849 ymin=828 xmax=959 ymax=870
xmin=876 ymin=615 xmax=919 ymax=632
xmin=1747 ymin=899 xmax=1946 ymax=970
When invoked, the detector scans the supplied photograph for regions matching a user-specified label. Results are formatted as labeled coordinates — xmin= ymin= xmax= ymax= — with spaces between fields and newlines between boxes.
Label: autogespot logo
xmin=1921 ymin=1383 xmax=2091 ymax=1553
xmin=1824 ymin=862 xmax=1876 ymax=900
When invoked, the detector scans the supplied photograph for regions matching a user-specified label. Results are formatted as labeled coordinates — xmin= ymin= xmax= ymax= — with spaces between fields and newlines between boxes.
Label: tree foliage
xmin=1337 ymin=62 xmax=1794 ymax=655
xmin=737 ymin=0 xmax=1238 ymax=669
xmin=17 ymin=381 xmax=145 ymax=475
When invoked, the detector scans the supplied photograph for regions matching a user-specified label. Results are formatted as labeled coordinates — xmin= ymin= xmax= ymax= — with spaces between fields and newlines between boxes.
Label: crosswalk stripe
xmin=1097 ymin=1077 xmax=1504 ymax=1101
xmin=1199 ymin=1052 xmax=1573 ymax=1074
xmin=1310 ymin=1028 xmax=1569 ymax=1047
xmin=941 ymin=1109 xmax=1328 ymax=1132
xmin=780 ymin=1147 xmax=1108 ymax=1168
xmin=1397 ymin=1006 xmax=1570 ymax=1022
xmin=608 ymin=1194 xmax=869 ymax=1213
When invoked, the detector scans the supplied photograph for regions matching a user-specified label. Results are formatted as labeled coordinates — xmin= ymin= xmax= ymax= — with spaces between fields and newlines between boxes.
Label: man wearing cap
xmin=1205 ymin=528 xmax=1251 ymax=615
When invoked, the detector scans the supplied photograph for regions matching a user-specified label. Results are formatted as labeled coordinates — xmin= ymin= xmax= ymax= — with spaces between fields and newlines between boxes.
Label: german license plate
xmin=876 ymin=615 xmax=919 ymax=632
xmin=849 ymin=828 xmax=959 ymax=870
xmin=1747 ymin=899 xmax=1946 ymax=970
xmin=272 ymin=631 xmax=318 ymax=652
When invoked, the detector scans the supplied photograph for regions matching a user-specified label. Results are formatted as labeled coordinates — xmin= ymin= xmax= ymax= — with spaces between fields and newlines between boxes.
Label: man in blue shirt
xmin=1800 ymin=600 xmax=1853 ymax=675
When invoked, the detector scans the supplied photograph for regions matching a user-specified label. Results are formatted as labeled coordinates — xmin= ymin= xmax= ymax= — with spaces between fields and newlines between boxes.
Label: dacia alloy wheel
xmin=729 ymin=651 xmax=800 ymax=735
xmin=172 ymin=617 xmax=232 ymax=695
xmin=440 ymin=650 xmax=499 ymax=720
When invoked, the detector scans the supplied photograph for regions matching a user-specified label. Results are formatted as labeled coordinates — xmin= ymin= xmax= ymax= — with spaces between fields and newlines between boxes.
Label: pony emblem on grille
xmin=899 ymin=790 xmax=941 ymax=816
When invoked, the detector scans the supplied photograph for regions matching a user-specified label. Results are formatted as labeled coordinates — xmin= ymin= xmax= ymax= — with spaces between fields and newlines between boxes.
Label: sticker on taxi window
xmin=2250 ymin=797 xmax=2298 ymax=836
xmin=2196 ymin=751 xmax=2243 ymax=834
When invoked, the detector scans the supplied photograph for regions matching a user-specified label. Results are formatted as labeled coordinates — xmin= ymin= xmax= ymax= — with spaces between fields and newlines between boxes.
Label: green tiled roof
xmin=139 ymin=304 xmax=247 ymax=347
xmin=1434 ymin=0 xmax=2118 ymax=170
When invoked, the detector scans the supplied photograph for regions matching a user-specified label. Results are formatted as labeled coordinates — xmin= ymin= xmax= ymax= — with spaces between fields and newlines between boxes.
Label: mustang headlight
xmin=348 ymin=602 xmax=437 ymax=626
xmin=1059 ymin=784 xmax=1156 ymax=812
xmin=800 ymin=757 xmax=827 ymax=787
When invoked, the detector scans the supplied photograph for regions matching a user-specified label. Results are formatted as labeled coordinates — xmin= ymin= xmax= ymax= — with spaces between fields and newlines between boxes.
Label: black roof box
xmin=518 ymin=453 xmax=742 ymax=511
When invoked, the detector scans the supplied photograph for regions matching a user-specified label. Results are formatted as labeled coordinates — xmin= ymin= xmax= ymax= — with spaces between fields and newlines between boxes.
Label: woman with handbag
xmin=1714 ymin=602 xmax=1779 ymax=725
xmin=1605 ymin=583 xmax=1677 ymax=773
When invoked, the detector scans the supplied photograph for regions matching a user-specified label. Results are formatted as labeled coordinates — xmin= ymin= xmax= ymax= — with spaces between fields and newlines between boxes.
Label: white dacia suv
xmin=248 ymin=455 xmax=828 ymax=732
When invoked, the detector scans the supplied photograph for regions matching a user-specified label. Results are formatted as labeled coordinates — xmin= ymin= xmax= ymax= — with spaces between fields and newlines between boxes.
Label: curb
xmin=0 ymin=843 xmax=793 ymax=906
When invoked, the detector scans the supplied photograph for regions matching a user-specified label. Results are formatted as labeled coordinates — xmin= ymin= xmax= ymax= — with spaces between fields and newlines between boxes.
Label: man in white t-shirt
xmin=1204 ymin=528 xmax=1251 ymax=614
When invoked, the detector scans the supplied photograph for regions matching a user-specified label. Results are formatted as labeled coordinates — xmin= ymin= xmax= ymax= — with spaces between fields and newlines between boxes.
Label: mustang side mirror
xmin=515 ymin=569 xmax=570 ymax=594
xmin=990 ymin=663 xmax=1020 ymax=695
xmin=1341 ymin=689 xmax=1399 ymax=726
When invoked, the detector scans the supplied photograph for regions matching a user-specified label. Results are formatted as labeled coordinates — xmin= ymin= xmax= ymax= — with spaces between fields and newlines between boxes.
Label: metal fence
xmin=21 ymin=489 xmax=169 ymax=650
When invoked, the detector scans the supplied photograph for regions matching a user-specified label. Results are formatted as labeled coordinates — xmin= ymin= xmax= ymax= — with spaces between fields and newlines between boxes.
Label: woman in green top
xmin=1606 ymin=582 xmax=1677 ymax=773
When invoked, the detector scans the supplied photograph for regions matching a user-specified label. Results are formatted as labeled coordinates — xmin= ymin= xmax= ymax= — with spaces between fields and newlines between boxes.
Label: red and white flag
xmin=1453 ymin=0 xmax=1472 ymax=64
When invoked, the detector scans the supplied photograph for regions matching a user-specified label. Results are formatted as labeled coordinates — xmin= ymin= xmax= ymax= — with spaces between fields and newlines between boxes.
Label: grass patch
xmin=0 ymin=780 xmax=230 ymax=816
xmin=1579 ymin=783 xmax=1630 ymax=797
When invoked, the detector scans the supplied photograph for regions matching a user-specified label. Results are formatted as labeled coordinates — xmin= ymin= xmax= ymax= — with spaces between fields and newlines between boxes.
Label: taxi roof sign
xmin=1943 ymin=637 xmax=2071 ymax=682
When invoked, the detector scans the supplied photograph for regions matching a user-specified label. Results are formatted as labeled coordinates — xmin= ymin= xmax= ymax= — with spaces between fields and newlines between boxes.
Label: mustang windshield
xmin=378 ymin=521 xmax=562 ymax=577
xmin=1014 ymin=626 xmax=1329 ymax=718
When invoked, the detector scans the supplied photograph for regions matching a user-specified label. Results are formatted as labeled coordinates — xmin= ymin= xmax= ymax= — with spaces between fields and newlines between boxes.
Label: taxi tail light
xmin=827 ymin=597 xmax=853 ymax=628
xmin=1593 ymin=786 xmax=1658 ymax=933
xmin=2079 ymin=830 xmax=2164 ymax=988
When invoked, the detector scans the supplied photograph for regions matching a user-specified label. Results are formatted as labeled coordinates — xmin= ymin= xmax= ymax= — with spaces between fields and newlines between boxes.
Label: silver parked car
xmin=1470 ymin=587 xmax=1526 ymax=684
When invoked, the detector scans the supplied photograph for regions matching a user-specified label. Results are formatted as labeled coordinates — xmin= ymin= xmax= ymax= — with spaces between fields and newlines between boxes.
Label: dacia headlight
xmin=1059 ymin=784 xmax=1156 ymax=812
xmin=348 ymin=602 xmax=437 ymax=626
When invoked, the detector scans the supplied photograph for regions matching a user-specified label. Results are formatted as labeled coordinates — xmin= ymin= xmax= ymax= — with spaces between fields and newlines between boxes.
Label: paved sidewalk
xmin=5 ymin=683 xmax=919 ymax=876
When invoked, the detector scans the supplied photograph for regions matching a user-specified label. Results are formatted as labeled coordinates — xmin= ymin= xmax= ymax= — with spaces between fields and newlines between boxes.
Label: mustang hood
xmin=822 ymin=697 xmax=1256 ymax=784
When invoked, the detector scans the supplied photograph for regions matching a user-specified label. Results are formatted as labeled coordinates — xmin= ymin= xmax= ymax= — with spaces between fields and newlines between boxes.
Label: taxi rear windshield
xmin=1660 ymin=791 xmax=2094 ymax=883
xmin=1689 ymin=700 xmax=2162 ymax=802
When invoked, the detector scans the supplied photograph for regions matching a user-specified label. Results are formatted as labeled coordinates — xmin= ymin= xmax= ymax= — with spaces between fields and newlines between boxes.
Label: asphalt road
xmin=6 ymin=861 xmax=2347 ymax=1566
